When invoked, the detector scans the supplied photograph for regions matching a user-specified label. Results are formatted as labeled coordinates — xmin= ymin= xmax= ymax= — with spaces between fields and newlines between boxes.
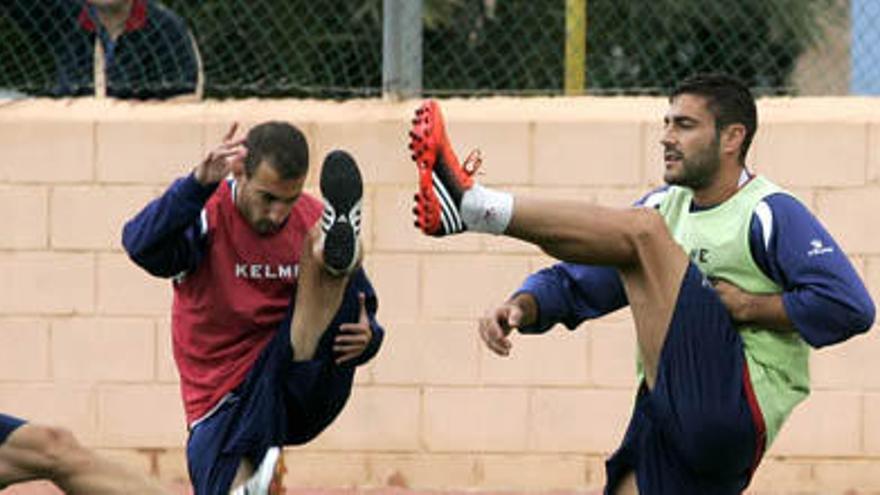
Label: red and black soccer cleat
xmin=408 ymin=100 xmax=479 ymax=237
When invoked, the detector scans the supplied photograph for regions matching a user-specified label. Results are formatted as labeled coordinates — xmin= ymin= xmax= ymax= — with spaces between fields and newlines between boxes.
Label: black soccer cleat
xmin=320 ymin=149 xmax=363 ymax=276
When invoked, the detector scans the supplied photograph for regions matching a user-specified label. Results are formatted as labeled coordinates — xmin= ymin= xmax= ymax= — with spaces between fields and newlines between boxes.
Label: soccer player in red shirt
xmin=124 ymin=121 xmax=383 ymax=494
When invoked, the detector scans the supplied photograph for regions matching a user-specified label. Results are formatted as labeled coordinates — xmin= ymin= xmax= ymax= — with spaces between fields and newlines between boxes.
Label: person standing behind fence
xmin=0 ymin=0 xmax=202 ymax=99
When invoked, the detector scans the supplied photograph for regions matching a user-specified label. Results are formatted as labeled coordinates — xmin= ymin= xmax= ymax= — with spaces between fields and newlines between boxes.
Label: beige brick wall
xmin=0 ymin=97 xmax=879 ymax=494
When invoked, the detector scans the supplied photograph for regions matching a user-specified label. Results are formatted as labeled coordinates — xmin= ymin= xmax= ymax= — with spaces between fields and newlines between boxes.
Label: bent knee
xmin=625 ymin=208 xmax=669 ymax=248
xmin=619 ymin=208 xmax=689 ymax=276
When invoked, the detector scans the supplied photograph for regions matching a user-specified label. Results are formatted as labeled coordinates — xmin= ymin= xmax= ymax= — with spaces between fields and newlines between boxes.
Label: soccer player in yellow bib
xmin=407 ymin=74 xmax=874 ymax=494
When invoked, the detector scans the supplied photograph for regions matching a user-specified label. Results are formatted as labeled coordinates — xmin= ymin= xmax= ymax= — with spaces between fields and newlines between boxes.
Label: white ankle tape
xmin=461 ymin=184 xmax=514 ymax=235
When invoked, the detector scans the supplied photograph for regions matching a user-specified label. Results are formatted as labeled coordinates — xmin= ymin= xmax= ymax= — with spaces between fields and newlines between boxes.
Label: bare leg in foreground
xmin=0 ymin=423 xmax=167 ymax=495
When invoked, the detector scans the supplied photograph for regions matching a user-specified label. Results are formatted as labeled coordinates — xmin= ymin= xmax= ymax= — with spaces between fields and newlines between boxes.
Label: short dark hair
xmin=670 ymin=73 xmax=757 ymax=164
xmin=243 ymin=121 xmax=309 ymax=179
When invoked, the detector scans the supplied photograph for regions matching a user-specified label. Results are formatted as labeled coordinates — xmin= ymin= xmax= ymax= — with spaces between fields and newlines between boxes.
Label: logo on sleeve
xmin=807 ymin=239 xmax=834 ymax=257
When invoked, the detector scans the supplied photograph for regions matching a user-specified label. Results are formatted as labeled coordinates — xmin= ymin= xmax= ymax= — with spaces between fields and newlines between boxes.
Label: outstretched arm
xmin=517 ymin=263 xmax=628 ymax=333
xmin=478 ymin=189 xmax=657 ymax=356
xmin=479 ymin=263 xmax=628 ymax=356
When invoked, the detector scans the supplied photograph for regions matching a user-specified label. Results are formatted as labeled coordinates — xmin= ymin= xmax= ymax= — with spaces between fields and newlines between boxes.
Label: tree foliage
xmin=421 ymin=0 xmax=843 ymax=95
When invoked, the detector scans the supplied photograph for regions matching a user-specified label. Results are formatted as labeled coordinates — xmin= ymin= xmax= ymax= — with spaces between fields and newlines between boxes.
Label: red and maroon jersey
xmin=124 ymin=174 xmax=384 ymax=425
xmin=171 ymin=180 xmax=322 ymax=423
xmin=155 ymin=181 xmax=321 ymax=423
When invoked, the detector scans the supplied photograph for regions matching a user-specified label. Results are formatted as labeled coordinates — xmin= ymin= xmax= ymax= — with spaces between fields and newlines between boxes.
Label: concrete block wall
xmin=0 ymin=97 xmax=879 ymax=494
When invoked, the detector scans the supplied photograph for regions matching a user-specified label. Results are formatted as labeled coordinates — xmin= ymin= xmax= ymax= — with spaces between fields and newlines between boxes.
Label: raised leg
xmin=507 ymin=197 xmax=689 ymax=388
xmin=409 ymin=100 xmax=689 ymax=388
xmin=290 ymin=150 xmax=365 ymax=360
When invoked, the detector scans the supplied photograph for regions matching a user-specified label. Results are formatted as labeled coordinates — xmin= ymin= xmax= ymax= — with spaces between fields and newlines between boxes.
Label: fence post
xmin=565 ymin=0 xmax=587 ymax=95
xmin=383 ymin=0 xmax=423 ymax=100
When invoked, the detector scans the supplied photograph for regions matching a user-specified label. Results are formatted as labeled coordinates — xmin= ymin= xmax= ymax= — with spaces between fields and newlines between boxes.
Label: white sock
xmin=460 ymin=184 xmax=514 ymax=234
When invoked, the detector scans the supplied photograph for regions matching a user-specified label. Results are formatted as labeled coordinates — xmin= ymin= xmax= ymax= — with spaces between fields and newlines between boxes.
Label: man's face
xmin=661 ymin=94 xmax=721 ymax=190
xmin=236 ymin=161 xmax=305 ymax=235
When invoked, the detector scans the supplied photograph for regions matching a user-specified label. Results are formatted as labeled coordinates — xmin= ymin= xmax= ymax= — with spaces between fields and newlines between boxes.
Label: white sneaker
xmin=230 ymin=446 xmax=284 ymax=495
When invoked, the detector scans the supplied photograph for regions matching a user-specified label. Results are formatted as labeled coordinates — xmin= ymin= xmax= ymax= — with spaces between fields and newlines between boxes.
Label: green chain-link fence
xmin=168 ymin=0 xmax=383 ymax=98
xmin=0 ymin=0 xmax=869 ymax=99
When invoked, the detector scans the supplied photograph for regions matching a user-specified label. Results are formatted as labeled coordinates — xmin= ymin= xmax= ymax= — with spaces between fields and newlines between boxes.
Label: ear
xmin=232 ymin=163 xmax=246 ymax=182
xmin=720 ymin=123 xmax=746 ymax=157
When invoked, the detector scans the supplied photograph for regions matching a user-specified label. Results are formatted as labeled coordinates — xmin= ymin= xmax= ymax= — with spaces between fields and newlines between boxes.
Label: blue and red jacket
xmin=1 ymin=0 xmax=201 ymax=99
xmin=123 ymin=174 xmax=383 ymax=424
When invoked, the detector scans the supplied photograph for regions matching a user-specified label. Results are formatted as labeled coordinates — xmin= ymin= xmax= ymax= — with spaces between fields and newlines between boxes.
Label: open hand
xmin=194 ymin=122 xmax=247 ymax=185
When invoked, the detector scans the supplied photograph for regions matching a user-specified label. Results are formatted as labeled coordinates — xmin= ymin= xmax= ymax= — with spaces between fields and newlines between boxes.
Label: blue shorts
xmin=604 ymin=263 xmax=765 ymax=494
xmin=186 ymin=280 xmax=366 ymax=495
xmin=0 ymin=413 xmax=26 ymax=445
